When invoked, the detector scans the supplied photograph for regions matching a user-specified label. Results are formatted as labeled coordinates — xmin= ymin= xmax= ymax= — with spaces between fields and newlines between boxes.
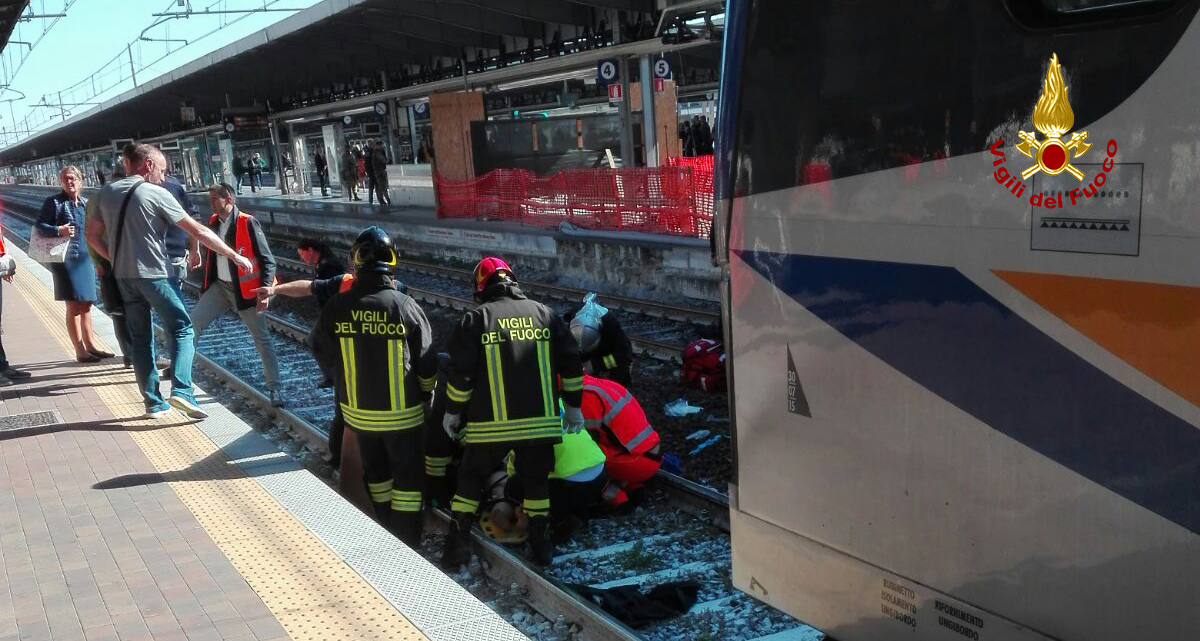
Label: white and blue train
xmin=715 ymin=1 xmax=1200 ymax=639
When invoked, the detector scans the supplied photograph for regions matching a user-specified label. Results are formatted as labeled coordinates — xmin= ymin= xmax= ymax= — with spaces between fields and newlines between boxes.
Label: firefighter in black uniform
xmin=422 ymin=352 xmax=457 ymax=508
xmin=439 ymin=257 xmax=584 ymax=567
xmin=311 ymin=227 xmax=437 ymax=546
xmin=565 ymin=302 xmax=634 ymax=388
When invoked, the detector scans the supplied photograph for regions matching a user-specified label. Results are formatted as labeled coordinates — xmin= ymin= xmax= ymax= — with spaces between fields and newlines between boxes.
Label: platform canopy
xmin=0 ymin=0 xmax=29 ymax=53
xmin=0 ymin=0 xmax=661 ymax=164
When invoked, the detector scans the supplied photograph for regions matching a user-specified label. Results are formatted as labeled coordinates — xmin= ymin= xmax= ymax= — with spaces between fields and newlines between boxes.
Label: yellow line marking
xmin=12 ymin=270 xmax=429 ymax=641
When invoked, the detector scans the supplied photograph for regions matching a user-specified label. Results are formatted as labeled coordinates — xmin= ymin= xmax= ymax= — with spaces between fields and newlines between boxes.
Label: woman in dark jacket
xmin=35 ymin=165 xmax=111 ymax=362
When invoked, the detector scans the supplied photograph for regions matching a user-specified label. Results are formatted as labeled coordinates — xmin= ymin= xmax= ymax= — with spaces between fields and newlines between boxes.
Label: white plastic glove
xmin=443 ymin=413 xmax=463 ymax=441
xmin=562 ymin=406 xmax=584 ymax=434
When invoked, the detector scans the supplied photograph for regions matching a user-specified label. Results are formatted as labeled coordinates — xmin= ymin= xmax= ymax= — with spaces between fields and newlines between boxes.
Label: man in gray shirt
xmin=87 ymin=144 xmax=252 ymax=419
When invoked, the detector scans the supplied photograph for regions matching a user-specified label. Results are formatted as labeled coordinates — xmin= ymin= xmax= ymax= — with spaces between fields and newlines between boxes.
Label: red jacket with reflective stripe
xmin=581 ymin=375 xmax=658 ymax=455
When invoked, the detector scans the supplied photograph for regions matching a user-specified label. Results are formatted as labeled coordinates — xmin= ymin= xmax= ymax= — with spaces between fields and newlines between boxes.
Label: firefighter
xmin=565 ymin=294 xmax=634 ymax=388
xmin=581 ymin=375 xmax=663 ymax=508
xmin=311 ymin=226 xmax=437 ymax=546
xmin=440 ymin=257 xmax=584 ymax=568
xmin=422 ymin=352 xmax=457 ymax=508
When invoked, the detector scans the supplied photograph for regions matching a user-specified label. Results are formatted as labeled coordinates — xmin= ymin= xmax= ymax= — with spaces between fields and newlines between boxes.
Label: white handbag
xmin=28 ymin=231 xmax=70 ymax=263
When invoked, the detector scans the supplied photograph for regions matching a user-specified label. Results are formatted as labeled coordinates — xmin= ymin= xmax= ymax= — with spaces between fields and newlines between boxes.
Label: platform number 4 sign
xmin=597 ymin=59 xmax=619 ymax=86
xmin=786 ymin=345 xmax=812 ymax=417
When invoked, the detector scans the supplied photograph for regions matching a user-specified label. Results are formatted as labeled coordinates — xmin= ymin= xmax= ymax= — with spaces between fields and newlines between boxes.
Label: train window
xmin=1039 ymin=0 xmax=1170 ymax=11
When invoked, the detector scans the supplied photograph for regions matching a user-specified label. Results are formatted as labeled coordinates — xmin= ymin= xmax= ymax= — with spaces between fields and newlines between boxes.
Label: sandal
xmin=76 ymin=354 xmax=101 ymax=363
xmin=87 ymin=348 xmax=116 ymax=359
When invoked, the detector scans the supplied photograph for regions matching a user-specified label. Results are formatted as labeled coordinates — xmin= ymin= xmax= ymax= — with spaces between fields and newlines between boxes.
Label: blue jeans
xmin=118 ymin=278 xmax=196 ymax=408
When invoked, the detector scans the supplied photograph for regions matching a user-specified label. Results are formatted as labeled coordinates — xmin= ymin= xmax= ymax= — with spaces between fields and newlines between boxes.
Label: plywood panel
xmin=430 ymin=91 xmax=484 ymax=183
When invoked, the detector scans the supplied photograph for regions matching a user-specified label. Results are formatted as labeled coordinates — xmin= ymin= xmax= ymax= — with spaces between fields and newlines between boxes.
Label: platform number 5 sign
xmin=653 ymin=59 xmax=672 ymax=80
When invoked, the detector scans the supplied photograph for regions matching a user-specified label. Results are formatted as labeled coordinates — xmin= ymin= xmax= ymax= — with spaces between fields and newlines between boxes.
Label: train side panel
xmin=722 ymin=2 xmax=1200 ymax=640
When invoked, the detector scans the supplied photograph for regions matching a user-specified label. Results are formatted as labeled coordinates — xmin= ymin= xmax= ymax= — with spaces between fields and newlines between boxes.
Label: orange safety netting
xmin=435 ymin=162 xmax=714 ymax=239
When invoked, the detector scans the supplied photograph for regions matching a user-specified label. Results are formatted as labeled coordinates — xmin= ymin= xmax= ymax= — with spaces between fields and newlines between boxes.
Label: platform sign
xmin=653 ymin=58 xmax=672 ymax=79
xmin=597 ymin=59 xmax=619 ymax=85
xmin=607 ymin=83 xmax=623 ymax=103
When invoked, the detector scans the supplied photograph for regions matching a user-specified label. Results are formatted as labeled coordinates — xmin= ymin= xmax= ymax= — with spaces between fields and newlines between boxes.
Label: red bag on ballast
xmin=680 ymin=338 xmax=726 ymax=393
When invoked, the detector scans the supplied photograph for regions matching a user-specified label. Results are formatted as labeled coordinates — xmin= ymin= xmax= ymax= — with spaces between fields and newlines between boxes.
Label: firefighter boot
xmin=388 ymin=511 xmax=424 ymax=548
xmin=439 ymin=513 xmax=474 ymax=570
xmin=372 ymin=501 xmax=391 ymax=525
xmin=528 ymin=516 xmax=555 ymax=566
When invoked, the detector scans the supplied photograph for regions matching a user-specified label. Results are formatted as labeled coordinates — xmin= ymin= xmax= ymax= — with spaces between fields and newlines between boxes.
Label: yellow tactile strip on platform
xmin=13 ymin=270 xmax=429 ymax=641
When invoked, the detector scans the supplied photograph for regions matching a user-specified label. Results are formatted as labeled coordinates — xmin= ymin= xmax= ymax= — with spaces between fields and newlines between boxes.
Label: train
xmin=715 ymin=1 xmax=1200 ymax=640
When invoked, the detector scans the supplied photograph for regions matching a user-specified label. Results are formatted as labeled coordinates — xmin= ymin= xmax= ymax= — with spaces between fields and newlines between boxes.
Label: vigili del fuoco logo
xmin=989 ymin=53 xmax=1118 ymax=208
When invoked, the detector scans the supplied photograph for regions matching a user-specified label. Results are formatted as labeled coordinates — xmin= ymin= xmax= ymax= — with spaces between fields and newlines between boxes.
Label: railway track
xmin=2 ymin=205 xmax=816 ymax=641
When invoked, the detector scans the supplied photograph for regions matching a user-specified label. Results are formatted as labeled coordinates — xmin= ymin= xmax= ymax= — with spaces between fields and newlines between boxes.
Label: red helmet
xmin=473 ymin=257 xmax=513 ymax=293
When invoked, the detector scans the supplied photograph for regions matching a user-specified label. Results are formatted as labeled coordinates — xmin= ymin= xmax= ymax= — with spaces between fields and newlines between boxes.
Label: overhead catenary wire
xmin=4 ymin=0 xmax=309 ymax=147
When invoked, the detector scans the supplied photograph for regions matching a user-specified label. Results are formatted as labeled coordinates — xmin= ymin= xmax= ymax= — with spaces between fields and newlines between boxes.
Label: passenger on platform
xmin=364 ymin=140 xmax=377 ymax=205
xmin=371 ymin=142 xmax=391 ymax=206
xmin=86 ymin=144 xmax=252 ymax=419
xmin=311 ymin=226 xmax=437 ymax=546
xmin=313 ymin=148 xmax=330 ymax=197
xmin=86 ymin=150 xmax=134 ymax=367
xmin=0 ymin=231 xmax=31 ymax=386
xmin=35 ymin=165 xmax=112 ymax=363
xmin=354 ymin=146 xmax=367 ymax=194
xmin=417 ymin=139 xmax=434 ymax=164
xmin=232 ymin=155 xmax=246 ymax=194
xmin=340 ymin=147 xmax=360 ymax=201
xmin=152 ymin=168 xmax=203 ymax=374
xmin=681 ymin=120 xmax=695 ymax=157
xmin=564 ymin=294 xmax=634 ymax=388
xmin=190 ymin=183 xmax=284 ymax=407
xmin=580 ymin=375 xmax=663 ymax=509
xmin=439 ymin=257 xmax=584 ymax=568
xmin=248 ymin=152 xmax=266 ymax=193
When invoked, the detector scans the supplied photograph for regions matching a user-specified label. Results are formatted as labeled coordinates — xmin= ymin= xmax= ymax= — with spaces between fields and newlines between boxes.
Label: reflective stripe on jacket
xmin=311 ymin=272 xmax=437 ymax=432
xmin=581 ymin=375 xmax=658 ymax=455
xmin=202 ymin=211 xmax=275 ymax=306
xmin=444 ymin=283 xmax=583 ymax=445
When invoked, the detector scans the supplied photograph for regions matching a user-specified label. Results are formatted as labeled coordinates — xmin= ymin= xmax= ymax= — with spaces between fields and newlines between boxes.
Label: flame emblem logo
xmin=1016 ymin=53 xmax=1091 ymax=181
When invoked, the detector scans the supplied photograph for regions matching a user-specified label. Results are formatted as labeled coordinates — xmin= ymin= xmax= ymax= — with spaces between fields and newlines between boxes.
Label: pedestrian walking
xmin=439 ymin=257 xmax=584 ymax=568
xmin=86 ymin=144 xmax=252 ymax=419
xmin=190 ymin=183 xmax=284 ymax=407
xmin=371 ymin=142 xmax=391 ymax=205
xmin=35 ymin=166 xmax=112 ymax=362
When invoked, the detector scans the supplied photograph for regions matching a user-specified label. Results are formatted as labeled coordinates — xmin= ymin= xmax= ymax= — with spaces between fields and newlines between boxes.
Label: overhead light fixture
xmin=493 ymin=68 xmax=595 ymax=92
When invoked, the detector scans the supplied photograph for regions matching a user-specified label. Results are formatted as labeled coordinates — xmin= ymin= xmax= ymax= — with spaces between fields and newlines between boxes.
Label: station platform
xmin=0 ymin=184 xmax=719 ymax=305
xmin=0 ymin=245 xmax=527 ymax=641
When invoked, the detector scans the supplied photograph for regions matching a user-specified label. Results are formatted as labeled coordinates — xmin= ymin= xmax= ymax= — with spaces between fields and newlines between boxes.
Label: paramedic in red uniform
xmin=581 ymin=375 xmax=663 ymax=507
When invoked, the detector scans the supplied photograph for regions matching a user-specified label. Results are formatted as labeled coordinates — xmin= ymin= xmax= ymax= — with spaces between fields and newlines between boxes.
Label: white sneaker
xmin=144 ymin=404 xmax=171 ymax=419
xmin=167 ymin=395 xmax=208 ymax=420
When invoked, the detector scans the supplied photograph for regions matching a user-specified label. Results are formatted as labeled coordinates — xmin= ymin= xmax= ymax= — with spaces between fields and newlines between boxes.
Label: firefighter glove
xmin=563 ymin=406 xmax=584 ymax=434
xmin=443 ymin=413 xmax=463 ymax=441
